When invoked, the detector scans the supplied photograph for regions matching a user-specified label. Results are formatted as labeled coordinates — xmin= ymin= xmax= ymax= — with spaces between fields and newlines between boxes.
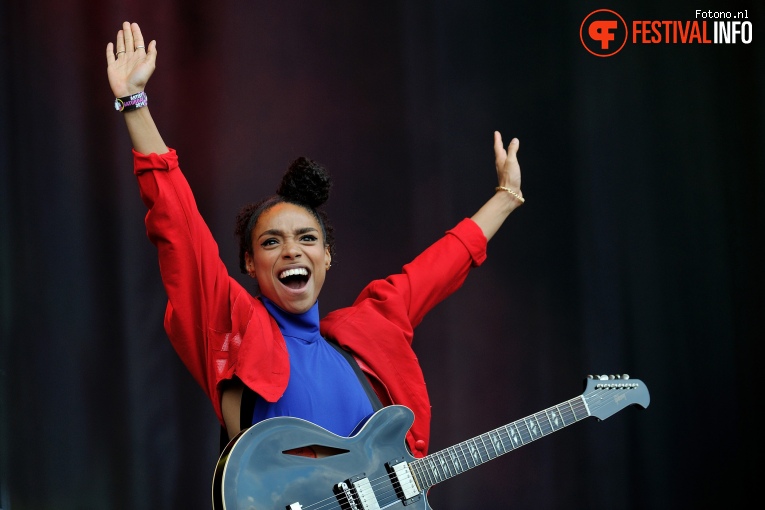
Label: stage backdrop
xmin=1 ymin=1 xmax=762 ymax=509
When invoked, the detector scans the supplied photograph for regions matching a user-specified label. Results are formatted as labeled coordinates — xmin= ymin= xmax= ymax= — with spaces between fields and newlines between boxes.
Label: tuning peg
xmin=622 ymin=374 xmax=629 ymax=379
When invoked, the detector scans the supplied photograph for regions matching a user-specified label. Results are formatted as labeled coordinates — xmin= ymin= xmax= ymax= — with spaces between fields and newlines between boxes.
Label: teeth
xmin=279 ymin=268 xmax=309 ymax=279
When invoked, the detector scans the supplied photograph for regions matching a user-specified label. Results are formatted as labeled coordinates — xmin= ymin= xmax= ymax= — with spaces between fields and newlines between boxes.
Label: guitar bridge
xmin=334 ymin=474 xmax=381 ymax=510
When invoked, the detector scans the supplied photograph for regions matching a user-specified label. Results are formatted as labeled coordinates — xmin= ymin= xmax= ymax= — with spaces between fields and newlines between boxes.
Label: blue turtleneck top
xmin=254 ymin=297 xmax=374 ymax=436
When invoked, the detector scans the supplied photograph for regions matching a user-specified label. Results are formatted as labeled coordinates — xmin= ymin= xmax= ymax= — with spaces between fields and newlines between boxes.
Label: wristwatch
xmin=114 ymin=91 xmax=148 ymax=112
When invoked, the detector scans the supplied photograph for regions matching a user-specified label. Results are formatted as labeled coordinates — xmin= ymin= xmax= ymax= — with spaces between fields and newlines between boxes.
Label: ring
xmin=116 ymin=51 xmax=126 ymax=55
xmin=135 ymin=45 xmax=145 ymax=50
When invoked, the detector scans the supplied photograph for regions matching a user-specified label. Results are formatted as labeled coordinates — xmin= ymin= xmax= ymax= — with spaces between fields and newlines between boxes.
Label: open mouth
xmin=278 ymin=267 xmax=310 ymax=290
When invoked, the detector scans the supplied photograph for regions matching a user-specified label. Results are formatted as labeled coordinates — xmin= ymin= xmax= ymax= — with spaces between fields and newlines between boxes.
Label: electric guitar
xmin=212 ymin=374 xmax=649 ymax=510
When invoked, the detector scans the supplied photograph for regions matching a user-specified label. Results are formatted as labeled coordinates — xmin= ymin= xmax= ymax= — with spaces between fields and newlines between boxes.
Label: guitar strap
xmin=219 ymin=376 xmax=256 ymax=453
xmin=327 ymin=340 xmax=384 ymax=413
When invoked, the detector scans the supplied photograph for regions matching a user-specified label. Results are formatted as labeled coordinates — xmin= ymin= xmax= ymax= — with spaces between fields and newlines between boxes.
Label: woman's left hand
xmin=493 ymin=131 xmax=522 ymax=199
xmin=469 ymin=131 xmax=524 ymax=241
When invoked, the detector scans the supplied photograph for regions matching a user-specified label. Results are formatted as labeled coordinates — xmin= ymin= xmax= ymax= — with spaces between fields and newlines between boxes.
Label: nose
xmin=281 ymin=238 xmax=302 ymax=259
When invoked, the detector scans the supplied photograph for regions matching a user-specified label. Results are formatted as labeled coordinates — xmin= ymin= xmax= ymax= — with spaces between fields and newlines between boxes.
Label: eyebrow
xmin=257 ymin=227 xmax=319 ymax=239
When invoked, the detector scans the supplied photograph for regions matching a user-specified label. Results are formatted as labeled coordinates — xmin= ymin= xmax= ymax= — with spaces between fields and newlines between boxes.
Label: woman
xmin=106 ymin=21 xmax=524 ymax=459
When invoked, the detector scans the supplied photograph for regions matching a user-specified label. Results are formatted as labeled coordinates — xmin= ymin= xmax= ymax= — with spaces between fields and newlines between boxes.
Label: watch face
xmin=114 ymin=98 xmax=123 ymax=111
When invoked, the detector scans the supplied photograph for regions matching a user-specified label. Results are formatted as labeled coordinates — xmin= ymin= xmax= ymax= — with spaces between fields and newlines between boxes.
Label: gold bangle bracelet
xmin=495 ymin=186 xmax=525 ymax=204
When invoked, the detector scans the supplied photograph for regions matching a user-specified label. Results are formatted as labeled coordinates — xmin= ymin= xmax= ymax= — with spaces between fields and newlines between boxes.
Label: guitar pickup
xmin=386 ymin=458 xmax=422 ymax=505
xmin=334 ymin=474 xmax=381 ymax=510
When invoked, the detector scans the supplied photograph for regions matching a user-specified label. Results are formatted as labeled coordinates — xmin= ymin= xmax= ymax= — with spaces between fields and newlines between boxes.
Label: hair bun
xmin=276 ymin=157 xmax=332 ymax=208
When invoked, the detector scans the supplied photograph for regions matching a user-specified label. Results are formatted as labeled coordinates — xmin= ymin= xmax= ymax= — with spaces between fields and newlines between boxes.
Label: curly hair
xmin=235 ymin=157 xmax=336 ymax=274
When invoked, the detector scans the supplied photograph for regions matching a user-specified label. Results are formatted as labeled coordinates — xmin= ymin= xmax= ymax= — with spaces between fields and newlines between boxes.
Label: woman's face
xmin=245 ymin=202 xmax=331 ymax=314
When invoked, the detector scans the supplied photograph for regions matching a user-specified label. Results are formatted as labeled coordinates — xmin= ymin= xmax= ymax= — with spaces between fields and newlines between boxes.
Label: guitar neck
xmin=409 ymin=394 xmax=589 ymax=490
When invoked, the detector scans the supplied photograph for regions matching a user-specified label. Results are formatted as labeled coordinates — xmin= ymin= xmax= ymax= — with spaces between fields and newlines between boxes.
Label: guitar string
xmin=409 ymin=389 xmax=631 ymax=487
xmin=404 ymin=388 xmax=630 ymax=490
xmin=296 ymin=470 xmax=402 ymax=510
xmin=379 ymin=388 xmax=625 ymax=497
xmin=298 ymin=491 xmax=348 ymax=510
xmin=300 ymin=478 xmax=399 ymax=510
xmin=411 ymin=396 xmax=586 ymax=486
xmin=274 ymin=453 xmax=419 ymax=510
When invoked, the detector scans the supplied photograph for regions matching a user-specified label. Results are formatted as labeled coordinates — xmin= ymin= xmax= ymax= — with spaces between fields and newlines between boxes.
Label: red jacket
xmin=133 ymin=148 xmax=487 ymax=457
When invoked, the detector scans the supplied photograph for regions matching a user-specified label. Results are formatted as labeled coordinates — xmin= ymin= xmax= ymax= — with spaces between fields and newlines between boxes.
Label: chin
xmin=276 ymin=295 xmax=315 ymax=314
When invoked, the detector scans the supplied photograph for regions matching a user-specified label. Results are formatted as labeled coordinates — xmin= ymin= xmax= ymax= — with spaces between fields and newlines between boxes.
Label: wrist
xmin=495 ymin=185 xmax=524 ymax=204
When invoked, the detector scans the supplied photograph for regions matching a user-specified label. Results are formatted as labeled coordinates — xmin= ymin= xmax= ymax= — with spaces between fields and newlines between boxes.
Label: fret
xmin=455 ymin=442 xmax=472 ymax=471
xmin=474 ymin=435 xmax=487 ymax=463
xmin=560 ymin=401 xmax=576 ymax=425
xmin=437 ymin=451 xmax=453 ymax=479
xmin=426 ymin=456 xmax=443 ymax=483
xmin=464 ymin=440 xmax=478 ymax=468
xmin=516 ymin=419 xmax=534 ymax=444
xmin=467 ymin=439 xmax=482 ymax=466
xmin=447 ymin=445 xmax=465 ymax=474
xmin=478 ymin=432 xmax=494 ymax=460
xmin=488 ymin=428 xmax=507 ymax=456
xmin=546 ymin=406 xmax=564 ymax=430
xmin=525 ymin=416 xmax=542 ymax=440
xmin=420 ymin=458 xmax=431 ymax=486
xmin=408 ymin=459 xmax=419 ymax=487
xmin=499 ymin=424 xmax=516 ymax=451
xmin=507 ymin=422 xmax=523 ymax=448
xmin=410 ymin=459 xmax=423 ymax=488
xmin=571 ymin=396 xmax=589 ymax=420
xmin=535 ymin=410 xmax=554 ymax=436
xmin=539 ymin=409 xmax=555 ymax=434
xmin=416 ymin=458 xmax=435 ymax=489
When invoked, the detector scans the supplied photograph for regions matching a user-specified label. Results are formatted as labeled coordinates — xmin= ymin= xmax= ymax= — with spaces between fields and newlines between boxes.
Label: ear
xmin=324 ymin=246 xmax=332 ymax=270
xmin=244 ymin=251 xmax=256 ymax=278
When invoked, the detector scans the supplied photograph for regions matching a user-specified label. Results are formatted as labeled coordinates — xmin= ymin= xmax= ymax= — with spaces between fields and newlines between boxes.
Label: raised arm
xmin=106 ymin=21 xmax=168 ymax=155
xmin=470 ymin=131 xmax=524 ymax=241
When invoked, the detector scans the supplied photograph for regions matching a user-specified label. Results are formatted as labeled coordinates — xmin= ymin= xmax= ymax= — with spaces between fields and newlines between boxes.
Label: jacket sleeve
xmin=320 ymin=218 xmax=488 ymax=457
xmin=351 ymin=217 xmax=488 ymax=338
xmin=133 ymin=148 xmax=235 ymax=398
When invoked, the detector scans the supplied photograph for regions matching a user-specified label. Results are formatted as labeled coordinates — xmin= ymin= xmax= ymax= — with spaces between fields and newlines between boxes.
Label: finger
xmin=123 ymin=21 xmax=135 ymax=53
xmin=131 ymin=22 xmax=147 ymax=52
xmin=106 ymin=42 xmax=115 ymax=64
xmin=493 ymin=131 xmax=507 ymax=159
xmin=147 ymin=39 xmax=158 ymax=61
xmin=507 ymin=138 xmax=520 ymax=160
xmin=115 ymin=28 xmax=125 ymax=56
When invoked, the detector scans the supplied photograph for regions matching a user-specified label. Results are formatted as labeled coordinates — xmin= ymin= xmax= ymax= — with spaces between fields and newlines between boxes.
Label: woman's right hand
xmin=106 ymin=22 xmax=156 ymax=98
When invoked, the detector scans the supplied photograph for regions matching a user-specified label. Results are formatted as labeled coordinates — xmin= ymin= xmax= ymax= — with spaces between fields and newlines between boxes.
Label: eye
xmin=300 ymin=234 xmax=318 ymax=243
xmin=260 ymin=238 xmax=279 ymax=247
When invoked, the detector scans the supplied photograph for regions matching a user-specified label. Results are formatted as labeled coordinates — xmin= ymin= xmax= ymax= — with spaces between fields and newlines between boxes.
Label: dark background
xmin=1 ymin=1 xmax=762 ymax=509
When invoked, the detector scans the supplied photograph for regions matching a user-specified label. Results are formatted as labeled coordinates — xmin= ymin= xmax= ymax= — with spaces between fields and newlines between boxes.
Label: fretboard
xmin=409 ymin=395 xmax=590 ymax=490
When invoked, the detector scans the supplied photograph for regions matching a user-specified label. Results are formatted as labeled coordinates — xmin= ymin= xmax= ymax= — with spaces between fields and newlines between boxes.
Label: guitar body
xmin=213 ymin=405 xmax=427 ymax=510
